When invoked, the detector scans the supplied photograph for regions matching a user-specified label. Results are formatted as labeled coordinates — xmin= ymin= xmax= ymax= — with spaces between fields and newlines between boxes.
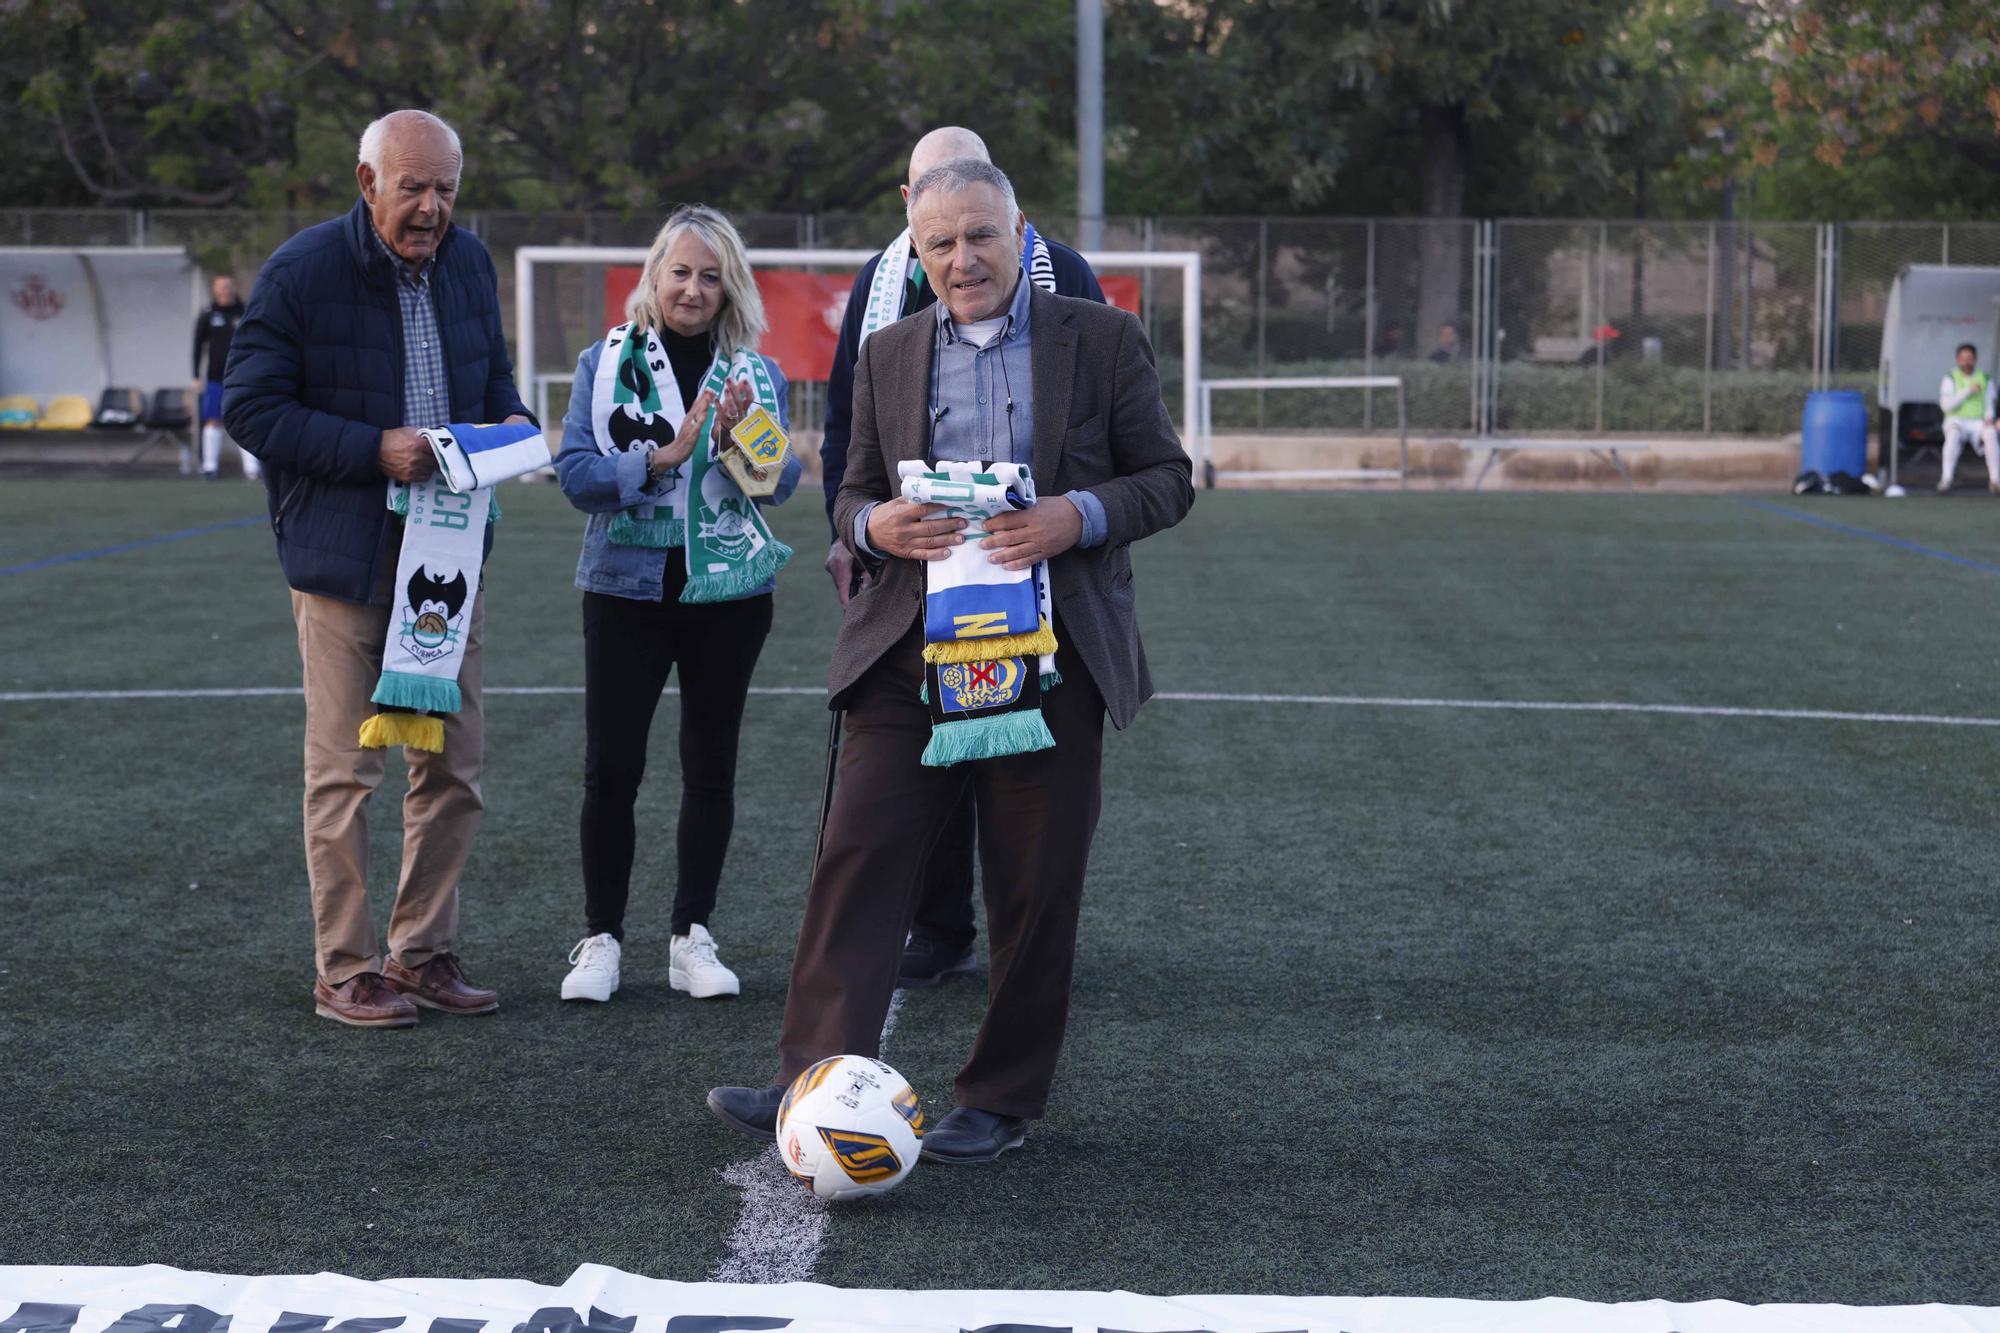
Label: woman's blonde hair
xmin=625 ymin=204 xmax=765 ymax=353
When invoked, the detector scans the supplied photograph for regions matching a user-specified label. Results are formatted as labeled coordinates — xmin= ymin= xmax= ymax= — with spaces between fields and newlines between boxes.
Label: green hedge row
xmin=1173 ymin=360 xmax=1876 ymax=436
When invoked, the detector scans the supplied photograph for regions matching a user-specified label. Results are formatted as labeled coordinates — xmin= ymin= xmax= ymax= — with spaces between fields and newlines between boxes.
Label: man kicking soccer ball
xmin=706 ymin=158 xmax=1192 ymax=1164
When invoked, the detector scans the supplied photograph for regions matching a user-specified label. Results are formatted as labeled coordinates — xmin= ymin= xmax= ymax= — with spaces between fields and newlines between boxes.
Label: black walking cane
xmin=811 ymin=557 xmax=867 ymax=876
xmin=812 ymin=707 xmax=844 ymax=878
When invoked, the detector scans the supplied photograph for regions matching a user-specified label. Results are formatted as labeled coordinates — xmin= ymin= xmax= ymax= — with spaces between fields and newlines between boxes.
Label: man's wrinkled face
xmin=909 ymin=182 xmax=1024 ymax=324
xmin=359 ymin=128 xmax=460 ymax=266
xmin=1959 ymin=347 xmax=1979 ymax=374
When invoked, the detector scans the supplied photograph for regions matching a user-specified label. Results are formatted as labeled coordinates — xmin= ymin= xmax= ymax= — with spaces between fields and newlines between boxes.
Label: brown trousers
xmin=291 ymin=564 xmax=485 ymax=984
xmin=777 ymin=623 xmax=1105 ymax=1120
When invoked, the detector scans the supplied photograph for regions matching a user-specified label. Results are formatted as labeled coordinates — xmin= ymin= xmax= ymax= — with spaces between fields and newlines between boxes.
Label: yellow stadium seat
xmin=0 ymin=394 xmax=38 ymax=429
xmin=38 ymin=395 xmax=93 ymax=430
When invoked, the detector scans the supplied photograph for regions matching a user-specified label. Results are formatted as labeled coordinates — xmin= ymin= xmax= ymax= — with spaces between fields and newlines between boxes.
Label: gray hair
xmin=358 ymin=110 xmax=463 ymax=181
xmin=906 ymin=157 xmax=1018 ymax=225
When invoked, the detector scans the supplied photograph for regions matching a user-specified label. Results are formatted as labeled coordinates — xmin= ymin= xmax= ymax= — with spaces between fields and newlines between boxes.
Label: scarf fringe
xmin=920 ymin=710 xmax=1056 ymax=768
xmin=608 ymin=511 xmax=685 ymax=548
xmin=358 ymin=711 xmax=445 ymax=754
xmin=370 ymin=669 xmax=462 ymax=714
xmin=1040 ymin=669 xmax=1062 ymax=691
xmin=681 ymin=537 xmax=794 ymax=604
xmin=923 ymin=618 xmax=1058 ymax=665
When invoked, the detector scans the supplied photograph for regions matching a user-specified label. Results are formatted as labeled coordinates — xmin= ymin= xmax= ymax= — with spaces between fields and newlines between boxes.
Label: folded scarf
xmin=589 ymin=321 xmax=793 ymax=603
xmin=897 ymin=460 xmax=1059 ymax=765
xmin=426 ymin=420 xmax=551 ymax=493
xmin=362 ymin=420 xmax=548 ymax=753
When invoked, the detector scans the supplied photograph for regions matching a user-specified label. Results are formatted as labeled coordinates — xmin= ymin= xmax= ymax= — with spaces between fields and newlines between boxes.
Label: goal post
xmin=511 ymin=245 xmax=1201 ymax=454
xmin=1197 ymin=376 xmax=1409 ymax=488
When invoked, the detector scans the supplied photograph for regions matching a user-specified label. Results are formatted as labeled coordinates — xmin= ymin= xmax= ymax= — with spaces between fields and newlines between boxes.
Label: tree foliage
xmin=4 ymin=0 xmax=1997 ymax=220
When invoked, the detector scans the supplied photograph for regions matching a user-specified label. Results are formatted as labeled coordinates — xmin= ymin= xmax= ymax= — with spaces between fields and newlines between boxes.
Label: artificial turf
xmin=1 ymin=478 xmax=1995 ymax=1302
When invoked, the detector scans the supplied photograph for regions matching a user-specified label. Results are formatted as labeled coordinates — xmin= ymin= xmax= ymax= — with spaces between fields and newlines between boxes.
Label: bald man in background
xmin=820 ymin=127 xmax=1106 ymax=990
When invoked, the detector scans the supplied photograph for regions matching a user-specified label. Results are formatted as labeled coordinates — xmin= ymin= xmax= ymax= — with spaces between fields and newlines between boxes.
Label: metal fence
xmin=8 ymin=208 xmax=1998 ymax=437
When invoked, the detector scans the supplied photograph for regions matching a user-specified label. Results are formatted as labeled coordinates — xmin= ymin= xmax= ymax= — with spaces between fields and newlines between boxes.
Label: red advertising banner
xmin=605 ymin=268 xmax=1143 ymax=383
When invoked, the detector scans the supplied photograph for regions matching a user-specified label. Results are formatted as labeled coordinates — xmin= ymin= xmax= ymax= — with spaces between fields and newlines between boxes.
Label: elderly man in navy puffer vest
xmin=224 ymin=109 xmax=535 ymax=1029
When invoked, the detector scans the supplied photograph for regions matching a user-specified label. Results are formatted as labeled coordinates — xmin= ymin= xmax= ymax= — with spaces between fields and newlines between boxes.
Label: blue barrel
xmin=1800 ymin=390 xmax=1869 ymax=476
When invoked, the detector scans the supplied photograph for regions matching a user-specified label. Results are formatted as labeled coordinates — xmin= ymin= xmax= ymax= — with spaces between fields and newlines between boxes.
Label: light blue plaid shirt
xmin=370 ymin=224 xmax=449 ymax=429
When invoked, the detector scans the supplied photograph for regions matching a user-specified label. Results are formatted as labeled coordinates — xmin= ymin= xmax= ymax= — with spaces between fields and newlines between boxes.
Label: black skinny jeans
xmin=580 ymin=562 xmax=774 ymax=939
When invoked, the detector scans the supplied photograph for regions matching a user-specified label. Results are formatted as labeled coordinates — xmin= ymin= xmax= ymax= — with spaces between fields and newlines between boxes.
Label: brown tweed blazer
xmin=830 ymin=286 xmax=1195 ymax=730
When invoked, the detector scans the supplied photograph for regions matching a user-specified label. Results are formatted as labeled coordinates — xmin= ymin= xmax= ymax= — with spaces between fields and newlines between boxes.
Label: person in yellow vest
xmin=1937 ymin=342 xmax=1998 ymax=494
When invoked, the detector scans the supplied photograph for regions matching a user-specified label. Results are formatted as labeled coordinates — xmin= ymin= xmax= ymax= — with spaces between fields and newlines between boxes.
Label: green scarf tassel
xmin=920 ymin=709 xmax=1056 ymax=768
xmin=370 ymin=669 xmax=462 ymax=714
xmin=609 ymin=511 xmax=685 ymax=548
xmin=680 ymin=538 xmax=794 ymax=604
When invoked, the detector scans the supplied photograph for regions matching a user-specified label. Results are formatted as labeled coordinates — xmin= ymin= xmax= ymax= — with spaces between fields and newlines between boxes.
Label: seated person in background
xmin=1427 ymin=321 xmax=1460 ymax=364
xmin=1937 ymin=342 xmax=1997 ymax=494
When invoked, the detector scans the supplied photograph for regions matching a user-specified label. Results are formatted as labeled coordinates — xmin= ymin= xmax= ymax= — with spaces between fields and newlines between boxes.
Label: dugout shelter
xmin=0 ymin=247 xmax=204 ymax=456
xmin=1876 ymin=264 xmax=2000 ymax=488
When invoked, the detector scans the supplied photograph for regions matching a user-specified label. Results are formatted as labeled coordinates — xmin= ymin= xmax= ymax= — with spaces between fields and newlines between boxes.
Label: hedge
xmin=1179 ymin=359 xmax=1876 ymax=436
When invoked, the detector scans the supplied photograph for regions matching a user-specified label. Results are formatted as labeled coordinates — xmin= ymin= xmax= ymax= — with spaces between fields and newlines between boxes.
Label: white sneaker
xmin=670 ymin=924 xmax=741 ymax=999
xmin=561 ymin=933 xmax=621 ymax=1002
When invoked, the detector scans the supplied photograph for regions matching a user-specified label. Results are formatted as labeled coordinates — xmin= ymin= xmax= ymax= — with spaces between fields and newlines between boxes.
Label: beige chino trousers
xmin=291 ymin=561 xmax=485 ymax=984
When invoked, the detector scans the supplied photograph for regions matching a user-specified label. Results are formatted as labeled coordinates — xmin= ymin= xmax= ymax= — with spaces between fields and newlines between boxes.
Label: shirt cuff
xmin=1063 ymin=489 xmax=1108 ymax=549
xmin=853 ymin=501 xmax=883 ymax=558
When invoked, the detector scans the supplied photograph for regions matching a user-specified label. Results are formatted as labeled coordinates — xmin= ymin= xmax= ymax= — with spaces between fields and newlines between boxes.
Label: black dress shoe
xmin=707 ymin=1084 xmax=784 ymax=1141
xmin=918 ymin=1107 xmax=1028 ymax=1164
xmin=897 ymin=933 xmax=977 ymax=987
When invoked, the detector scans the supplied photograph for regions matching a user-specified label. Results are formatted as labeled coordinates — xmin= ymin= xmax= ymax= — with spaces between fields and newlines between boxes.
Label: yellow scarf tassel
xmin=358 ymin=712 xmax=446 ymax=754
xmin=923 ymin=618 xmax=1058 ymax=666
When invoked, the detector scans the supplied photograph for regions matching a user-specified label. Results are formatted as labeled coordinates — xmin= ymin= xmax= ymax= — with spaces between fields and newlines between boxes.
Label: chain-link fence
xmin=9 ymin=206 xmax=2000 ymax=438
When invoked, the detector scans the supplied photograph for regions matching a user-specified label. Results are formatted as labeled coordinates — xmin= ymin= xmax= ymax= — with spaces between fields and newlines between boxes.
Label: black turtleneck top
xmin=659 ymin=324 xmax=716 ymax=412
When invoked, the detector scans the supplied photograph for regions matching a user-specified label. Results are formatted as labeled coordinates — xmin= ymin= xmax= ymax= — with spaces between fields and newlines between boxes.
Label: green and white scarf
xmin=590 ymin=321 xmax=793 ymax=603
xmin=363 ymin=420 xmax=549 ymax=753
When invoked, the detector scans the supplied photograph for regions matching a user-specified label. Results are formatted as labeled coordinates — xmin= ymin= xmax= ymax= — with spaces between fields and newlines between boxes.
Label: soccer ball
xmin=775 ymin=1055 xmax=925 ymax=1202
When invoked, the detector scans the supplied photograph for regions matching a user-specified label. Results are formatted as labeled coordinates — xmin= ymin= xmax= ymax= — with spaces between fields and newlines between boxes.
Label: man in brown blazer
xmin=708 ymin=158 xmax=1194 ymax=1163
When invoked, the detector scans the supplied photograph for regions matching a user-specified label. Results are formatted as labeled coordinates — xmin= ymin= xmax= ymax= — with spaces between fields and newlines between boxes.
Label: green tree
xmin=0 ymin=0 xmax=1086 ymax=216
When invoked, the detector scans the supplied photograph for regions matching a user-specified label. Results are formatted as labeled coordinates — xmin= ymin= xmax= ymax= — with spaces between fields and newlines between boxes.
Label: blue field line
xmin=0 ymin=515 xmax=264 ymax=577
xmin=1734 ymin=497 xmax=2000 ymax=576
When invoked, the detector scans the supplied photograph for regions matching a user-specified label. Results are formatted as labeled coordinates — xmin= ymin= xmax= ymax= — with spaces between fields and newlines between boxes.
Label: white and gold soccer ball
xmin=775 ymin=1055 xmax=924 ymax=1202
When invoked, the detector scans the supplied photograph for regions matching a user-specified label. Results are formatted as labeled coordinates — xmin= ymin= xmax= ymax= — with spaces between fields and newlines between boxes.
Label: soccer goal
xmin=511 ymin=245 xmax=1202 ymax=452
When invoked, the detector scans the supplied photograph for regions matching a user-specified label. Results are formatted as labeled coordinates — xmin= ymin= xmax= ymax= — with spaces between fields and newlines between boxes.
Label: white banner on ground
xmin=2 ymin=1265 xmax=1995 ymax=1333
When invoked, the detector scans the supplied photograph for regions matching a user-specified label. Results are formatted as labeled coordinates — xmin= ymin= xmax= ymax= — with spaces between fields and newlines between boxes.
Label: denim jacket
xmin=556 ymin=338 xmax=802 ymax=600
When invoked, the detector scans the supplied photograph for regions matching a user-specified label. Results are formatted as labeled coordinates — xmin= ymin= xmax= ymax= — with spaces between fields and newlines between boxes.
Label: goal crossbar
xmin=512 ymin=245 xmax=1201 ymax=454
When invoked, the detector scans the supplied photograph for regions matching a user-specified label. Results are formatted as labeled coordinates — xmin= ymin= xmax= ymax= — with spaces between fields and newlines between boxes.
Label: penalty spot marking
xmin=6 ymin=684 xmax=2000 ymax=730
xmin=709 ymin=988 xmax=908 ymax=1285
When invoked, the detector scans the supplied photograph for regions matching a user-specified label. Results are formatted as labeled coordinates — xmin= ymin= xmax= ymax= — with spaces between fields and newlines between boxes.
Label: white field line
xmin=7 ymin=683 xmax=2000 ymax=729
xmin=709 ymin=988 xmax=908 ymax=1284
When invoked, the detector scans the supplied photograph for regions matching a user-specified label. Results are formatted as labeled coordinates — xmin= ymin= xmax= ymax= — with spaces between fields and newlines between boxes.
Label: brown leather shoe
xmin=314 ymin=972 xmax=419 ymax=1028
xmin=383 ymin=953 xmax=499 ymax=1015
